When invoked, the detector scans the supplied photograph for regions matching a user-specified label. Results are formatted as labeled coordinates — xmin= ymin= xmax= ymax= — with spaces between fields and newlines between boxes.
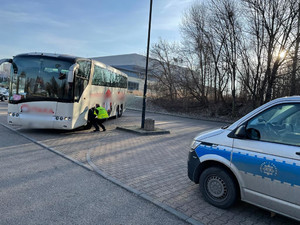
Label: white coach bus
xmin=0 ymin=52 xmax=127 ymax=130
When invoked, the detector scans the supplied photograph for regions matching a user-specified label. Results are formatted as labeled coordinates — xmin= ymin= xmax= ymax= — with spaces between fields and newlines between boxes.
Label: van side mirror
xmin=228 ymin=125 xmax=246 ymax=138
xmin=235 ymin=125 xmax=247 ymax=138
xmin=228 ymin=125 xmax=261 ymax=140
xmin=247 ymin=128 xmax=261 ymax=140
xmin=68 ymin=63 xmax=79 ymax=83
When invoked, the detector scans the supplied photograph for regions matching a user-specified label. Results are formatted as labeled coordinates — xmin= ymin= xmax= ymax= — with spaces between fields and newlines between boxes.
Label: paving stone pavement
xmin=0 ymin=101 xmax=298 ymax=225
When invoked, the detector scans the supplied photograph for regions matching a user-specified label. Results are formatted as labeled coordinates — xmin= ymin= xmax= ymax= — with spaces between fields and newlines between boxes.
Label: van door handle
xmin=296 ymin=152 xmax=300 ymax=156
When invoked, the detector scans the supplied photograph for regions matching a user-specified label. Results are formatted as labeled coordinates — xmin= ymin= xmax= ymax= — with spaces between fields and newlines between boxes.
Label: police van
xmin=188 ymin=96 xmax=300 ymax=221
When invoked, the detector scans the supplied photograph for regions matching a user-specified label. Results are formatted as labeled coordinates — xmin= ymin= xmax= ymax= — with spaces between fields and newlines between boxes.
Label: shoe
xmin=93 ymin=129 xmax=100 ymax=132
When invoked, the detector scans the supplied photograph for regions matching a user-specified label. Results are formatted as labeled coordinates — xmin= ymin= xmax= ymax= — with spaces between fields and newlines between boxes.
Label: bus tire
xmin=119 ymin=105 xmax=123 ymax=117
xmin=117 ymin=105 xmax=123 ymax=118
xmin=83 ymin=121 xmax=92 ymax=130
xmin=199 ymin=167 xmax=237 ymax=209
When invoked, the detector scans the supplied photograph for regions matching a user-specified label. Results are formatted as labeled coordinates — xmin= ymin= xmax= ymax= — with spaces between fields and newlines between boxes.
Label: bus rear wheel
xmin=117 ymin=105 xmax=123 ymax=118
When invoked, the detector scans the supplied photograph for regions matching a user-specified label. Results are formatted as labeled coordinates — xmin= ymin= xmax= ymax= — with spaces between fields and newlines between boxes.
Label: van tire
xmin=199 ymin=167 xmax=237 ymax=209
xmin=0 ymin=96 xmax=4 ymax=101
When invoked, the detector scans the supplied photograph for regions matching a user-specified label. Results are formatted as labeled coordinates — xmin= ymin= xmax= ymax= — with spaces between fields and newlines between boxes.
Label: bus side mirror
xmin=68 ymin=63 xmax=79 ymax=83
xmin=0 ymin=58 xmax=12 ymax=66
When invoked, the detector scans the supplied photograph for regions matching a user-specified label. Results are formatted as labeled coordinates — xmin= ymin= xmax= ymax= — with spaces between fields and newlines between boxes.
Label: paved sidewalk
xmin=1 ymin=101 xmax=298 ymax=225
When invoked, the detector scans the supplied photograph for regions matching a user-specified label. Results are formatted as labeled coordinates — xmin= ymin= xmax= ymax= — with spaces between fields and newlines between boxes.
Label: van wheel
xmin=199 ymin=167 xmax=237 ymax=209
xmin=0 ymin=96 xmax=4 ymax=101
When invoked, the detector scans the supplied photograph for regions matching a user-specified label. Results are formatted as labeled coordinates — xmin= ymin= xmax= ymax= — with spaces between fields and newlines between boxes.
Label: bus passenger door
xmin=73 ymin=60 xmax=91 ymax=128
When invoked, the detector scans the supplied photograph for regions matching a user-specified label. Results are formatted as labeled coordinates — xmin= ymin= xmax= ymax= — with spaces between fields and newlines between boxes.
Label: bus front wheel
xmin=83 ymin=121 xmax=92 ymax=130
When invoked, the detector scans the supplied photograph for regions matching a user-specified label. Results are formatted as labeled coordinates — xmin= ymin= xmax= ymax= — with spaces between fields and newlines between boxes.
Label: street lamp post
xmin=141 ymin=0 xmax=153 ymax=129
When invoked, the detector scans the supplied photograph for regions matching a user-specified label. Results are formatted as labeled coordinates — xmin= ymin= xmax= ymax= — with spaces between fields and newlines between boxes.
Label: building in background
xmin=93 ymin=54 xmax=155 ymax=94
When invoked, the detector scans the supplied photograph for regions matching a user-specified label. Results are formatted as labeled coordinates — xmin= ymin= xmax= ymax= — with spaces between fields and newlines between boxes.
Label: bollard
xmin=144 ymin=118 xmax=155 ymax=131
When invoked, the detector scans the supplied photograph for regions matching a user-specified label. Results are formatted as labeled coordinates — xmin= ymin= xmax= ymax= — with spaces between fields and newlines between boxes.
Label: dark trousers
xmin=91 ymin=117 xmax=106 ymax=131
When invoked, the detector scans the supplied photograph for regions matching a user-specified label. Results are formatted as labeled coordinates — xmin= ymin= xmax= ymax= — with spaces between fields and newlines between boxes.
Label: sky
xmin=0 ymin=0 xmax=194 ymax=59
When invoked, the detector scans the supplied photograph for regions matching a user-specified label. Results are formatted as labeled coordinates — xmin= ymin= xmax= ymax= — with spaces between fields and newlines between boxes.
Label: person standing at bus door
xmin=92 ymin=104 xmax=109 ymax=132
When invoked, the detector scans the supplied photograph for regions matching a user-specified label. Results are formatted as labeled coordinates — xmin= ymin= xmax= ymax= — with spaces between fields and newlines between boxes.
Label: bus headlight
xmin=54 ymin=116 xmax=72 ymax=121
xmin=54 ymin=115 xmax=71 ymax=121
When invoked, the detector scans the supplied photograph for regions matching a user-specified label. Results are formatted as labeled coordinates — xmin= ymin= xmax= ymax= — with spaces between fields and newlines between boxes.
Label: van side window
xmin=246 ymin=103 xmax=300 ymax=146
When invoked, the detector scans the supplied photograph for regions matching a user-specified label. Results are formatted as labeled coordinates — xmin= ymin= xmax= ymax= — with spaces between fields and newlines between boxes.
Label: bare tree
xmin=180 ymin=2 xmax=233 ymax=106
xmin=149 ymin=0 xmax=300 ymax=118
xmin=150 ymin=39 xmax=181 ymax=101
xmin=238 ymin=1 xmax=267 ymax=107
xmin=290 ymin=2 xmax=300 ymax=96
xmin=208 ymin=0 xmax=243 ymax=115
xmin=243 ymin=0 xmax=299 ymax=103
xmin=180 ymin=2 xmax=212 ymax=105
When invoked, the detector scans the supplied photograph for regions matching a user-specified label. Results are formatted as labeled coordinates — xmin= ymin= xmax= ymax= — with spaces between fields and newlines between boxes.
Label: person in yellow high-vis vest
xmin=89 ymin=104 xmax=109 ymax=132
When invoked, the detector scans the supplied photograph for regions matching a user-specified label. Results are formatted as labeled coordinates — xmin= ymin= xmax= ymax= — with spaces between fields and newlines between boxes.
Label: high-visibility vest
xmin=94 ymin=106 xmax=109 ymax=119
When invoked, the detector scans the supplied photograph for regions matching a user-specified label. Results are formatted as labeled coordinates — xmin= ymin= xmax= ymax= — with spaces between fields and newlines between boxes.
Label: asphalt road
xmin=0 ymin=102 xmax=189 ymax=225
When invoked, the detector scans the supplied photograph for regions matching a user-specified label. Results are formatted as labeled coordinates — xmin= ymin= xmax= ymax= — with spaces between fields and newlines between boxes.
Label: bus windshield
xmin=9 ymin=56 xmax=74 ymax=103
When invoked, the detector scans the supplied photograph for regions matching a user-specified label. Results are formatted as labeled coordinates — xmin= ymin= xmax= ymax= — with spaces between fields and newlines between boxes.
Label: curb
xmin=116 ymin=126 xmax=170 ymax=135
xmin=127 ymin=107 xmax=233 ymax=124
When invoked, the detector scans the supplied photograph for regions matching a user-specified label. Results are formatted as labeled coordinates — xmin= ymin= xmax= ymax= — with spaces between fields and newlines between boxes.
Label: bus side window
xmin=92 ymin=65 xmax=103 ymax=86
xmin=74 ymin=60 xmax=91 ymax=102
xmin=119 ymin=76 xmax=127 ymax=88
xmin=77 ymin=61 xmax=91 ymax=79
xmin=110 ymin=72 xmax=116 ymax=87
xmin=103 ymin=70 xmax=110 ymax=86
xmin=115 ymin=73 xmax=120 ymax=86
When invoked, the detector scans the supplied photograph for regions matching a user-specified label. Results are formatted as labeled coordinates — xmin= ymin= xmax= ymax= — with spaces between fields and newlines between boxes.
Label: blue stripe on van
xmin=195 ymin=145 xmax=231 ymax=161
xmin=195 ymin=145 xmax=300 ymax=186
xmin=232 ymin=151 xmax=300 ymax=186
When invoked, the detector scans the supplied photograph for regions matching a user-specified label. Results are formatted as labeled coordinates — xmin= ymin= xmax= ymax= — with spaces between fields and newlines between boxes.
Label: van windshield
xmin=9 ymin=56 xmax=74 ymax=103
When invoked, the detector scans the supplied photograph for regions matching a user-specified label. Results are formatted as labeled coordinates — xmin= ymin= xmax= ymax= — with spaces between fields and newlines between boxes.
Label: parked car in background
xmin=0 ymin=87 xmax=8 ymax=101
xmin=188 ymin=96 xmax=300 ymax=221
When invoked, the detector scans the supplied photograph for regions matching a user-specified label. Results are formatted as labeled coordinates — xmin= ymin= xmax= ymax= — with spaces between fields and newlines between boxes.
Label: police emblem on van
xmin=260 ymin=162 xmax=278 ymax=176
